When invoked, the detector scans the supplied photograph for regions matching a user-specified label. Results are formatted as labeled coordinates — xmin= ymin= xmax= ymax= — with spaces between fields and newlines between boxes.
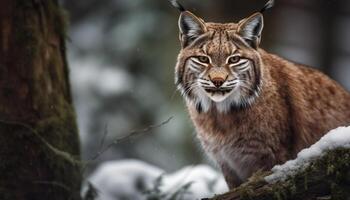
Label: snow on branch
xmin=211 ymin=126 xmax=350 ymax=200
xmin=265 ymin=126 xmax=350 ymax=183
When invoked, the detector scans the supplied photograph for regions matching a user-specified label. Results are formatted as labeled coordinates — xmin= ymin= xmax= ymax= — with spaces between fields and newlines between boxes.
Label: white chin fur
xmin=189 ymin=84 xmax=260 ymax=113
xmin=194 ymin=87 xmax=245 ymax=113
xmin=208 ymin=93 xmax=230 ymax=102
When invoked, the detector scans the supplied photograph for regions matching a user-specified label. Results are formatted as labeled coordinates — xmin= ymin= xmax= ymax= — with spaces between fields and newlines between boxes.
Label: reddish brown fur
xmin=188 ymin=50 xmax=350 ymax=188
xmin=174 ymin=11 xmax=350 ymax=189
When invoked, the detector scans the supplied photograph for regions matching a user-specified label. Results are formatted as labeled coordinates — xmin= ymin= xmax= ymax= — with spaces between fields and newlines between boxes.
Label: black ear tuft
xmin=168 ymin=0 xmax=186 ymax=12
xmin=260 ymin=0 xmax=275 ymax=13
xmin=178 ymin=11 xmax=206 ymax=48
xmin=237 ymin=13 xmax=264 ymax=49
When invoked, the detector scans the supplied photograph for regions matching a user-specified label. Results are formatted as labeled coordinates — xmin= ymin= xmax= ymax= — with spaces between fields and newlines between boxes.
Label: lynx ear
xmin=178 ymin=11 xmax=206 ymax=48
xmin=237 ymin=13 xmax=264 ymax=49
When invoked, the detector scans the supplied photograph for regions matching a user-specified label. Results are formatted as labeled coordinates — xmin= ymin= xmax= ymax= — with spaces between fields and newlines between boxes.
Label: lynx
xmin=170 ymin=0 xmax=350 ymax=188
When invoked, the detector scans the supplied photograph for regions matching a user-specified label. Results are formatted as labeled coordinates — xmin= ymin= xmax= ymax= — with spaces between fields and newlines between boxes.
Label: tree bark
xmin=209 ymin=148 xmax=350 ymax=200
xmin=0 ymin=0 xmax=81 ymax=199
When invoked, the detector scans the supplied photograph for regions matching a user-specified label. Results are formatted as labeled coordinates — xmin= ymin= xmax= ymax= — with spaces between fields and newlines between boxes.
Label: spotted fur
xmin=173 ymin=9 xmax=350 ymax=189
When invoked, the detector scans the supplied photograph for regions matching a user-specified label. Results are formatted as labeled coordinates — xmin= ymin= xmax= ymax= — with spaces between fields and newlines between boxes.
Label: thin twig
xmin=80 ymin=116 xmax=174 ymax=173
xmin=88 ymin=116 xmax=173 ymax=162
xmin=98 ymin=123 xmax=109 ymax=152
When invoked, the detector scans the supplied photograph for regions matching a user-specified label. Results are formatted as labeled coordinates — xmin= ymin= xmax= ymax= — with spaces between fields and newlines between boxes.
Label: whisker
xmin=182 ymin=83 xmax=198 ymax=96
xmin=239 ymin=83 xmax=256 ymax=95
xmin=226 ymin=83 xmax=238 ymax=87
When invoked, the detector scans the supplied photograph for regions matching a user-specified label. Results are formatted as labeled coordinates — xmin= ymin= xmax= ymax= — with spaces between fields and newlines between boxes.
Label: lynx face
xmin=175 ymin=12 xmax=264 ymax=112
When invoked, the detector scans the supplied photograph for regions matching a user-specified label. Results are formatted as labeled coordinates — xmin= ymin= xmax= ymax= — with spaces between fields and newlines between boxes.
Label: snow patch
xmin=265 ymin=126 xmax=350 ymax=183
xmin=86 ymin=160 xmax=164 ymax=200
xmin=85 ymin=160 xmax=228 ymax=200
xmin=160 ymin=165 xmax=228 ymax=199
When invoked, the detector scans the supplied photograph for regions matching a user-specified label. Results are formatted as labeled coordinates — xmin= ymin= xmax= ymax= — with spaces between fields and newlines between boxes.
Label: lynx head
xmin=174 ymin=7 xmax=268 ymax=113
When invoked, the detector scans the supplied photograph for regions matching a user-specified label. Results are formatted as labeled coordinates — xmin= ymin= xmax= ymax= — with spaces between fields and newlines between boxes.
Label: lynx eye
xmin=197 ymin=56 xmax=210 ymax=64
xmin=228 ymin=56 xmax=240 ymax=64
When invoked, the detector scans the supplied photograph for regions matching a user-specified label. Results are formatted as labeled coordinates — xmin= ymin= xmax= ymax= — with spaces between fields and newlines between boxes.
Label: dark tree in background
xmin=0 ymin=0 xmax=81 ymax=199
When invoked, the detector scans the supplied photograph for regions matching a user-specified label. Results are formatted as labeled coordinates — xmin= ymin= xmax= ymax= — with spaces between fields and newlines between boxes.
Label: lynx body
xmin=173 ymin=6 xmax=350 ymax=188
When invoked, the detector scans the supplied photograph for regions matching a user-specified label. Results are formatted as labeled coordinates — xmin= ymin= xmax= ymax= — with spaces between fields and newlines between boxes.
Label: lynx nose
xmin=211 ymin=78 xmax=225 ymax=88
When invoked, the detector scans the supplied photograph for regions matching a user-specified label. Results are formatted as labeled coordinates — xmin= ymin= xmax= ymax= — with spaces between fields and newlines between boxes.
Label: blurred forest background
xmin=60 ymin=0 xmax=350 ymax=175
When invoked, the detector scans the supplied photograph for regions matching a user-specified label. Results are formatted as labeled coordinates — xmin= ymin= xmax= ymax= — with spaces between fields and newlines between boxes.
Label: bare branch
xmin=98 ymin=123 xmax=109 ymax=152
xmin=0 ymin=116 xmax=173 ymax=172
xmin=210 ymin=148 xmax=350 ymax=200
xmin=87 ymin=116 xmax=173 ymax=162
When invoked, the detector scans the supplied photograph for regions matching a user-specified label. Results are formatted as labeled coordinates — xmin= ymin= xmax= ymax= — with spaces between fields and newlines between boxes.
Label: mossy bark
xmin=0 ymin=0 xmax=81 ymax=199
xmin=210 ymin=148 xmax=350 ymax=200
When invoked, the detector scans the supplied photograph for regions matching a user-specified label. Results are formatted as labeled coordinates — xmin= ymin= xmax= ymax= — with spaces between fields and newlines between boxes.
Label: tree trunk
xmin=210 ymin=148 xmax=350 ymax=200
xmin=0 ymin=0 xmax=81 ymax=199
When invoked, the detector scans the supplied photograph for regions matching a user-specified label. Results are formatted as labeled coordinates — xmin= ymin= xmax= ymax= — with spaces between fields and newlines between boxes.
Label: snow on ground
xmin=84 ymin=159 xmax=228 ymax=200
xmin=265 ymin=126 xmax=350 ymax=183
xmin=85 ymin=126 xmax=350 ymax=199
xmin=160 ymin=165 xmax=228 ymax=199
xmin=86 ymin=160 xmax=164 ymax=200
